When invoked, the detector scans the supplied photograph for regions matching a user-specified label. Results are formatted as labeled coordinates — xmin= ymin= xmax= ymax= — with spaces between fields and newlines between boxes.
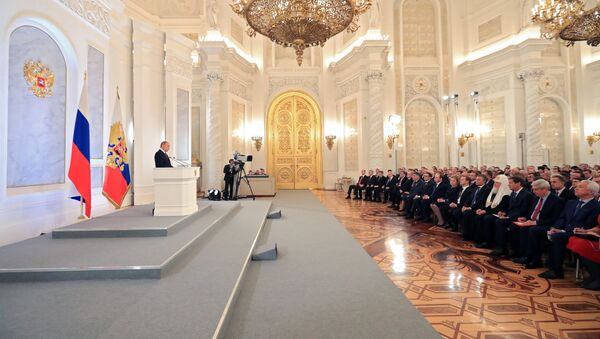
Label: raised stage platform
xmin=0 ymin=192 xmax=438 ymax=339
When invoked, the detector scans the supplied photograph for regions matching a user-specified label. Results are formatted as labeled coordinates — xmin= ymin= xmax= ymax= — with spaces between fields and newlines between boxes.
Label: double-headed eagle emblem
xmin=23 ymin=60 xmax=55 ymax=98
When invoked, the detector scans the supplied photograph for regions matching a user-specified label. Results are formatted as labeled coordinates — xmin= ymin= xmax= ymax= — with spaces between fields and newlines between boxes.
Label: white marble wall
xmin=176 ymin=88 xmax=190 ymax=161
xmin=7 ymin=26 xmax=66 ymax=187
xmin=87 ymin=45 xmax=104 ymax=160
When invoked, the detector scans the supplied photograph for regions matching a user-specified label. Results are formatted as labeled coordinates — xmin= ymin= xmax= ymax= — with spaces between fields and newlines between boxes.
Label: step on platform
xmin=0 ymin=202 xmax=240 ymax=282
xmin=52 ymin=204 xmax=212 ymax=238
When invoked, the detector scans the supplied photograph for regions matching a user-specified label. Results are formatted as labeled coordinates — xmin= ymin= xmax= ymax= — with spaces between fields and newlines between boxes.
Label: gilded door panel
xmin=268 ymin=92 xmax=322 ymax=190
xmin=272 ymin=99 xmax=295 ymax=189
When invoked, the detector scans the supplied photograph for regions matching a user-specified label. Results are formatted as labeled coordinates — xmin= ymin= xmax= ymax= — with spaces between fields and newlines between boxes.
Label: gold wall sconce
xmin=325 ymin=135 xmax=336 ymax=151
xmin=587 ymin=132 xmax=600 ymax=154
xmin=386 ymin=134 xmax=399 ymax=150
xmin=251 ymin=136 xmax=263 ymax=152
xmin=458 ymin=133 xmax=474 ymax=148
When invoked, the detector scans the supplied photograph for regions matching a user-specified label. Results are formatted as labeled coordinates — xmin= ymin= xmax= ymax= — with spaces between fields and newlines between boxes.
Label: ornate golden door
xmin=268 ymin=92 xmax=323 ymax=190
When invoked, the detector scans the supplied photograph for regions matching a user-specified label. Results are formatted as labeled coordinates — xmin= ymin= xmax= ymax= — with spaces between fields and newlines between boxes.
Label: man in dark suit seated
xmin=461 ymin=174 xmax=492 ymax=241
xmin=346 ymin=170 xmax=367 ymax=199
xmin=389 ymin=170 xmax=409 ymax=209
xmin=447 ymin=175 xmax=475 ymax=232
xmin=511 ymin=179 xmax=564 ymax=263
xmin=364 ymin=170 xmax=377 ymax=201
xmin=413 ymin=172 xmax=434 ymax=220
xmin=535 ymin=181 xmax=600 ymax=279
xmin=402 ymin=172 xmax=424 ymax=218
xmin=382 ymin=170 xmax=398 ymax=204
xmin=418 ymin=172 xmax=448 ymax=223
xmin=433 ymin=175 xmax=461 ymax=227
xmin=490 ymin=176 xmax=534 ymax=257
xmin=551 ymin=174 xmax=577 ymax=201
xmin=373 ymin=170 xmax=388 ymax=202
xmin=154 ymin=141 xmax=173 ymax=168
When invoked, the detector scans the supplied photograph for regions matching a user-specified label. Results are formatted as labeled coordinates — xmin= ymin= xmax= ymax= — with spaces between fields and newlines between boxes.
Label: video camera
xmin=233 ymin=151 xmax=253 ymax=164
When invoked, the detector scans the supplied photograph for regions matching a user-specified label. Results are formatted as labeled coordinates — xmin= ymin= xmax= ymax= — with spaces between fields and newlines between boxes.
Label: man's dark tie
xmin=471 ymin=187 xmax=481 ymax=206
xmin=573 ymin=200 xmax=584 ymax=216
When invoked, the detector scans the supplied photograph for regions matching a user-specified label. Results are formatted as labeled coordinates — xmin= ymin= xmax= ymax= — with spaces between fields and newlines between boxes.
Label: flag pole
xmin=78 ymin=71 xmax=87 ymax=220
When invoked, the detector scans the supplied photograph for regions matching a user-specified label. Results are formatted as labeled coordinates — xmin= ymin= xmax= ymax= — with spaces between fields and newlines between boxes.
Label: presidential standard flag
xmin=102 ymin=94 xmax=131 ymax=208
xmin=68 ymin=76 xmax=92 ymax=218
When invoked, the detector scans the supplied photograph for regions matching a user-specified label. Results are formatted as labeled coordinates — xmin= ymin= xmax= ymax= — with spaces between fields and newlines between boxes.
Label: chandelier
xmin=531 ymin=0 xmax=600 ymax=46
xmin=231 ymin=0 xmax=372 ymax=66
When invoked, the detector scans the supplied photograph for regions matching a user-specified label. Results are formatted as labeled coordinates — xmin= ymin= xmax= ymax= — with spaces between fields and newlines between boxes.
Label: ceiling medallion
xmin=531 ymin=0 xmax=600 ymax=47
xmin=23 ymin=60 xmax=55 ymax=98
xmin=231 ymin=0 xmax=372 ymax=66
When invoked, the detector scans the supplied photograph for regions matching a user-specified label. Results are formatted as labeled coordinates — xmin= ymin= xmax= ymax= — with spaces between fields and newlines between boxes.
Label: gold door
xmin=268 ymin=92 xmax=322 ymax=190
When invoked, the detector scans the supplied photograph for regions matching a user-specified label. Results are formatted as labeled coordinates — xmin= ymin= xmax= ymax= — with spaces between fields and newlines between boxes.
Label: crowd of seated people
xmin=345 ymin=164 xmax=600 ymax=290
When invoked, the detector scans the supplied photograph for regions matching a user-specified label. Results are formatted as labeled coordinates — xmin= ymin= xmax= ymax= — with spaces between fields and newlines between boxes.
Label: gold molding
xmin=267 ymin=91 xmax=323 ymax=190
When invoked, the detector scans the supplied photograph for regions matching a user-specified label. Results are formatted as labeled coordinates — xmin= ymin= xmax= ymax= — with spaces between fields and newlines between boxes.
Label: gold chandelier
xmin=231 ymin=0 xmax=372 ymax=66
xmin=531 ymin=0 xmax=600 ymax=46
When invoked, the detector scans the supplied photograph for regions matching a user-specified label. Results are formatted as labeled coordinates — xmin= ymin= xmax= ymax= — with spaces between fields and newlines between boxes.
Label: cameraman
xmin=223 ymin=159 xmax=238 ymax=200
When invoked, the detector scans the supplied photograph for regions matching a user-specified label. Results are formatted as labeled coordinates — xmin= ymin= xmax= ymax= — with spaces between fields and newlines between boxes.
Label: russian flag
xmin=68 ymin=77 xmax=91 ymax=218
xmin=102 ymin=95 xmax=131 ymax=209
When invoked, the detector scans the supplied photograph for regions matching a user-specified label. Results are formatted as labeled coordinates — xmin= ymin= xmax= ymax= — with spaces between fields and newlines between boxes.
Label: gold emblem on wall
xmin=23 ymin=60 xmax=55 ymax=98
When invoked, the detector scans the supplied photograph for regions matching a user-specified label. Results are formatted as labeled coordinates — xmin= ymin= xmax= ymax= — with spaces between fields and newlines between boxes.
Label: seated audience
xmin=431 ymin=175 xmax=461 ymax=227
xmin=568 ymin=213 xmax=600 ymax=290
xmin=346 ymin=170 xmax=368 ymax=199
xmin=474 ymin=175 xmax=511 ymax=248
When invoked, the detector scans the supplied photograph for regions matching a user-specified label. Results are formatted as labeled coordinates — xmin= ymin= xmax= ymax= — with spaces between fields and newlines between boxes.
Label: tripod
xmin=232 ymin=163 xmax=256 ymax=200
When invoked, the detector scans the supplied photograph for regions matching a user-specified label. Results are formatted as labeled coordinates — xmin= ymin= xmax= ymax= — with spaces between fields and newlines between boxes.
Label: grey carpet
xmin=0 ymin=200 xmax=272 ymax=339
xmin=222 ymin=190 xmax=440 ymax=339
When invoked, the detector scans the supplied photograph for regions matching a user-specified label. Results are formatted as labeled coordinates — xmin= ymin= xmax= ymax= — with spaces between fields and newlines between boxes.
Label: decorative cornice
xmin=268 ymin=76 xmax=319 ymax=99
xmin=57 ymin=0 xmax=110 ymax=35
xmin=366 ymin=71 xmax=383 ymax=82
xmin=207 ymin=71 xmax=224 ymax=83
xmin=166 ymin=55 xmax=193 ymax=81
xmin=228 ymin=77 xmax=250 ymax=100
xmin=516 ymin=68 xmax=545 ymax=82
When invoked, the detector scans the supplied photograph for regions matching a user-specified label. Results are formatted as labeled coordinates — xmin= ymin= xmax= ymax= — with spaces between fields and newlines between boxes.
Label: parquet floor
xmin=312 ymin=190 xmax=600 ymax=339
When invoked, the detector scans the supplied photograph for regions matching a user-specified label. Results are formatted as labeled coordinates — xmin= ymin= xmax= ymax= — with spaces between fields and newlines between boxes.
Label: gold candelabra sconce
xmin=587 ymin=132 xmax=600 ymax=154
xmin=386 ymin=134 xmax=399 ymax=150
xmin=251 ymin=136 xmax=263 ymax=152
xmin=458 ymin=133 xmax=474 ymax=157
xmin=325 ymin=135 xmax=337 ymax=151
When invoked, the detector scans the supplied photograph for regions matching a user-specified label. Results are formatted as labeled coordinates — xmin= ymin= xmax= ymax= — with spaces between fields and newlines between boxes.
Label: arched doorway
xmin=267 ymin=91 xmax=323 ymax=190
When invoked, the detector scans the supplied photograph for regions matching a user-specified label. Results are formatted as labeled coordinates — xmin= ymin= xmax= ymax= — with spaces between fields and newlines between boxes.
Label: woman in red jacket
xmin=568 ymin=213 xmax=600 ymax=290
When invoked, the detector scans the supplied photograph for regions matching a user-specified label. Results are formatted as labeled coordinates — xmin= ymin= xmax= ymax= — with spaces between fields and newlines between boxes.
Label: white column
xmin=132 ymin=20 xmax=165 ymax=204
xmin=366 ymin=71 xmax=384 ymax=170
xmin=164 ymin=32 xmax=194 ymax=160
xmin=517 ymin=69 xmax=544 ymax=166
xmin=206 ymin=71 xmax=224 ymax=190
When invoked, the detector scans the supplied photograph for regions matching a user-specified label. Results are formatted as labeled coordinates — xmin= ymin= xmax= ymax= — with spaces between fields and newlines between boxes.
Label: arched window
xmin=7 ymin=26 xmax=66 ymax=187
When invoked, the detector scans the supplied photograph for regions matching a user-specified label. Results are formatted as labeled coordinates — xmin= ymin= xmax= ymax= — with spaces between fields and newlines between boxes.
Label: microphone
xmin=170 ymin=157 xmax=190 ymax=167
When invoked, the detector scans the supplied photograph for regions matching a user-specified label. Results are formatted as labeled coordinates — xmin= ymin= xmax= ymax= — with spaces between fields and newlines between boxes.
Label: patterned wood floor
xmin=312 ymin=190 xmax=600 ymax=339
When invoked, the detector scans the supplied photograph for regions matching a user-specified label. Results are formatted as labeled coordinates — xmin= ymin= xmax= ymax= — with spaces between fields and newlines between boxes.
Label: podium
xmin=153 ymin=167 xmax=200 ymax=216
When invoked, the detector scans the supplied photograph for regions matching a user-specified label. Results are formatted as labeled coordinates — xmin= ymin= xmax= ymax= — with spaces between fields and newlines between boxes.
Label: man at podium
xmin=154 ymin=141 xmax=173 ymax=168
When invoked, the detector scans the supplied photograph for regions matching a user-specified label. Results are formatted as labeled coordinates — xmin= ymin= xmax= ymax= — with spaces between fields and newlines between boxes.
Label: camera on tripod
xmin=233 ymin=151 xmax=253 ymax=165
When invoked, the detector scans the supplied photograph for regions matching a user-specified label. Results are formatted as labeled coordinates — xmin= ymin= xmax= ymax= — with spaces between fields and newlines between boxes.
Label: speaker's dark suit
xmin=508 ymin=193 xmax=564 ymax=258
xmin=494 ymin=189 xmax=534 ymax=253
xmin=529 ymin=199 xmax=599 ymax=273
xmin=154 ymin=150 xmax=172 ymax=168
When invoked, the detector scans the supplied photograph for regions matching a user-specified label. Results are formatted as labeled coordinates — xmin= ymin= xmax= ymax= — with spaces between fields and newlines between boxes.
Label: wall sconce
xmin=458 ymin=133 xmax=474 ymax=148
xmin=251 ymin=136 xmax=263 ymax=152
xmin=587 ymin=132 xmax=600 ymax=154
xmin=325 ymin=135 xmax=336 ymax=151
xmin=386 ymin=134 xmax=399 ymax=150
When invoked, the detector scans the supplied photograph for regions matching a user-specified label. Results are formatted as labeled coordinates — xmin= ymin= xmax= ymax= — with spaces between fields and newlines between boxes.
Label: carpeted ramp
xmin=222 ymin=190 xmax=440 ymax=339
